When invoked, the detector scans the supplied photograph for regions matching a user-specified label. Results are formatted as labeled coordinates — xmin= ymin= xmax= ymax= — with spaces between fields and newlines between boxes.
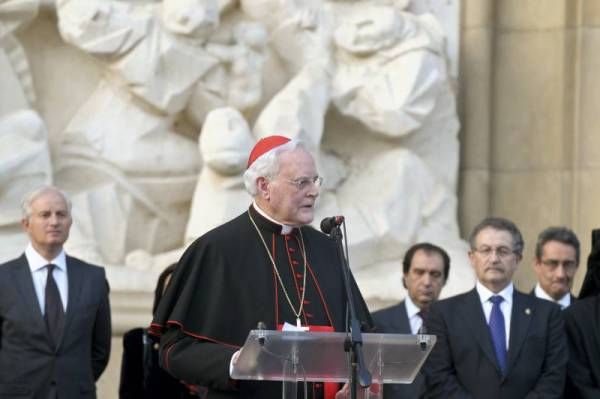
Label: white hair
xmin=21 ymin=185 xmax=72 ymax=220
xmin=243 ymin=139 xmax=307 ymax=196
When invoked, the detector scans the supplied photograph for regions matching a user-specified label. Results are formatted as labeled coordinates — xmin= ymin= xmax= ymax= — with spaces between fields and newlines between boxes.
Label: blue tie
xmin=489 ymin=295 xmax=507 ymax=375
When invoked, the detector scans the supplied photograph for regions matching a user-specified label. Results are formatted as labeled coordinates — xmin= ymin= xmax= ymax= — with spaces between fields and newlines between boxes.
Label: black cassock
xmin=151 ymin=205 xmax=372 ymax=399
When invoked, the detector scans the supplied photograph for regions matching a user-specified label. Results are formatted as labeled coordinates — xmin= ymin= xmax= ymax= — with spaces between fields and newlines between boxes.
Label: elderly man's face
xmin=22 ymin=190 xmax=72 ymax=257
xmin=263 ymin=148 xmax=320 ymax=226
xmin=469 ymin=227 xmax=520 ymax=293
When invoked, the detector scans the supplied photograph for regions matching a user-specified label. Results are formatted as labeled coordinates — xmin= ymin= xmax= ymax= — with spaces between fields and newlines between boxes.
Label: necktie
xmin=489 ymin=295 xmax=507 ymax=375
xmin=45 ymin=264 xmax=65 ymax=347
xmin=417 ymin=309 xmax=428 ymax=333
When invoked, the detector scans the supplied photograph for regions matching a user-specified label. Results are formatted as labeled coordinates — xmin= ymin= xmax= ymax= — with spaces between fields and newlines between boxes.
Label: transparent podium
xmin=231 ymin=330 xmax=436 ymax=398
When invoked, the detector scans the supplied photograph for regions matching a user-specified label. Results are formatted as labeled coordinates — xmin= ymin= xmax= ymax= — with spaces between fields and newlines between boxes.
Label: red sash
xmin=277 ymin=324 xmax=339 ymax=399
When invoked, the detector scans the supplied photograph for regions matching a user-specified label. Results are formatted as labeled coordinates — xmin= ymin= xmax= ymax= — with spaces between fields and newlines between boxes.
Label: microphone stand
xmin=328 ymin=223 xmax=371 ymax=399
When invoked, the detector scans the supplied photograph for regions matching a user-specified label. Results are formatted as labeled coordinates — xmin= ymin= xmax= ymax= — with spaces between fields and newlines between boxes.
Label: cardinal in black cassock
xmin=150 ymin=136 xmax=372 ymax=399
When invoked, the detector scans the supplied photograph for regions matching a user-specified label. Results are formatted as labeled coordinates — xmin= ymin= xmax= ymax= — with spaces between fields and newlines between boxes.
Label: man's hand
xmin=335 ymin=382 xmax=379 ymax=399
xmin=229 ymin=349 xmax=241 ymax=376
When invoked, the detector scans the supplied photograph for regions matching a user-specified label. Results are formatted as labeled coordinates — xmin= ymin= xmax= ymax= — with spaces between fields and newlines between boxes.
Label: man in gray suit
xmin=372 ymin=242 xmax=450 ymax=399
xmin=0 ymin=186 xmax=111 ymax=399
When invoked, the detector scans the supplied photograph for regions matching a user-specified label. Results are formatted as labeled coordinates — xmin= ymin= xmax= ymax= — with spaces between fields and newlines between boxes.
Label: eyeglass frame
xmin=279 ymin=175 xmax=323 ymax=191
xmin=472 ymin=246 xmax=518 ymax=260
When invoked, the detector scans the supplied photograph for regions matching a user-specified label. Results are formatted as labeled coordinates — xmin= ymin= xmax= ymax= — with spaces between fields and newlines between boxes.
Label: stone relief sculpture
xmin=54 ymin=0 xmax=223 ymax=264
xmin=184 ymin=18 xmax=271 ymax=127
xmin=0 ymin=0 xmax=53 ymax=262
xmin=126 ymin=107 xmax=255 ymax=270
xmin=3 ymin=0 xmax=469 ymax=301
xmin=323 ymin=3 xmax=469 ymax=298
xmin=331 ymin=6 xmax=459 ymax=191
xmin=185 ymin=107 xmax=255 ymax=243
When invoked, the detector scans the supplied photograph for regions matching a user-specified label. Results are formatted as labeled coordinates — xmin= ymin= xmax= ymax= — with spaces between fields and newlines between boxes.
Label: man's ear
xmin=532 ymin=256 xmax=542 ymax=269
xmin=468 ymin=250 xmax=477 ymax=266
xmin=256 ymin=177 xmax=270 ymax=198
xmin=515 ymin=253 xmax=523 ymax=263
xmin=21 ymin=217 xmax=29 ymax=231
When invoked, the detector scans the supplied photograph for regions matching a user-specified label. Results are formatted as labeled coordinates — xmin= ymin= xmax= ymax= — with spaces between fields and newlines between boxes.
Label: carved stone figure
xmin=0 ymin=0 xmax=53 ymax=263
xmin=55 ymin=0 xmax=221 ymax=264
xmin=185 ymin=107 xmax=254 ymax=242
xmin=331 ymin=6 xmax=459 ymax=191
xmin=126 ymin=107 xmax=254 ymax=270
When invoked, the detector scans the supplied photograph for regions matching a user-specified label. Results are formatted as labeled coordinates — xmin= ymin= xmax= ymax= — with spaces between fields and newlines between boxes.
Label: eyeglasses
xmin=282 ymin=176 xmax=323 ymax=191
xmin=473 ymin=246 xmax=515 ymax=260
xmin=540 ymin=259 xmax=578 ymax=271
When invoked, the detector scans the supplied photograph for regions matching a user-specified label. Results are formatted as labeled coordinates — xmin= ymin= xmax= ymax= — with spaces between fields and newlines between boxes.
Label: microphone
xmin=320 ymin=216 xmax=345 ymax=234
xmin=257 ymin=321 xmax=267 ymax=346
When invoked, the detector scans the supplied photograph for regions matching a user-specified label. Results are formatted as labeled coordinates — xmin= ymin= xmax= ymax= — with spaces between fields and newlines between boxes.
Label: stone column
xmin=458 ymin=0 xmax=495 ymax=237
xmin=458 ymin=0 xmax=600 ymax=292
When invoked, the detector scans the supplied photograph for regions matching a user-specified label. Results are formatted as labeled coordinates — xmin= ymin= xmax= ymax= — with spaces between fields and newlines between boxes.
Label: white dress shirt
xmin=534 ymin=283 xmax=571 ymax=309
xmin=25 ymin=243 xmax=68 ymax=314
xmin=476 ymin=281 xmax=513 ymax=349
xmin=404 ymin=295 xmax=424 ymax=334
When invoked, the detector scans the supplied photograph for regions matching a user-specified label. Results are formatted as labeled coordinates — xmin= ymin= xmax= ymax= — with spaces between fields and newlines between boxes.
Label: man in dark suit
xmin=531 ymin=226 xmax=580 ymax=309
xmin=0 ymin=186 xmax=111 ymax=399
xmin=423 ymin=217 xmax=567 ymax=398
xmin=372 ymin=242 xmax=450 ymax=399
xmin=563 ymin=228 xmax=600 ymax=398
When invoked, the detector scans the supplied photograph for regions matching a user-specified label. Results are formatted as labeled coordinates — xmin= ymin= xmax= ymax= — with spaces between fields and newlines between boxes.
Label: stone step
xmin=109 ymin=290 xmax=154 ymax=335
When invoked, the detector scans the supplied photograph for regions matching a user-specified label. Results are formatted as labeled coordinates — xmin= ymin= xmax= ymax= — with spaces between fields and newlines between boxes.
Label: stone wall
xmin=458 ymin=0 xmax=600 ymax=294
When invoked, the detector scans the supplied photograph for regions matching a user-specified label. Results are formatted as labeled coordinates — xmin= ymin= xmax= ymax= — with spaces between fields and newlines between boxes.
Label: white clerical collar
xmin=476 ymin=281 xmax=514 ymax=306
xmin=534 ymin=283 xmax=571 ymax=308
xmin=25 ymin=243 xmax=67 ymax=273
xmin=404 ymin=294 xmax=422 ymax=319
xmin=252 ymin=202 xmax=294 ymax=234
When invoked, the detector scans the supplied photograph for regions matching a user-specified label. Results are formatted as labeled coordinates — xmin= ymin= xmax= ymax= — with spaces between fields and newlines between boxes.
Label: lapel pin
xmin=525 ymin=308 xmax=531 ymax=315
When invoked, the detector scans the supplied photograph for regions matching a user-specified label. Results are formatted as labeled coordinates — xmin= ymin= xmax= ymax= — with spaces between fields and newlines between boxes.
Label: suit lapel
xmin=59 ymin=256 xmax=84 ymax=349
xmin=11 ymin=254 xmax=54 ymax=348
xmin=394 ymin=301 xmax=411 ymax=333
xmin=460 ymin=289 xmax=499 ymax=371
xmin=506 ymin=291 xmax=533 ymax=374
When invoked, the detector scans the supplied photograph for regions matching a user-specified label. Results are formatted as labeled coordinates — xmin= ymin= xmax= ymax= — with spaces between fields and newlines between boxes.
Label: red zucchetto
xmin=246 ymin=135 xmax=291 ymax=169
